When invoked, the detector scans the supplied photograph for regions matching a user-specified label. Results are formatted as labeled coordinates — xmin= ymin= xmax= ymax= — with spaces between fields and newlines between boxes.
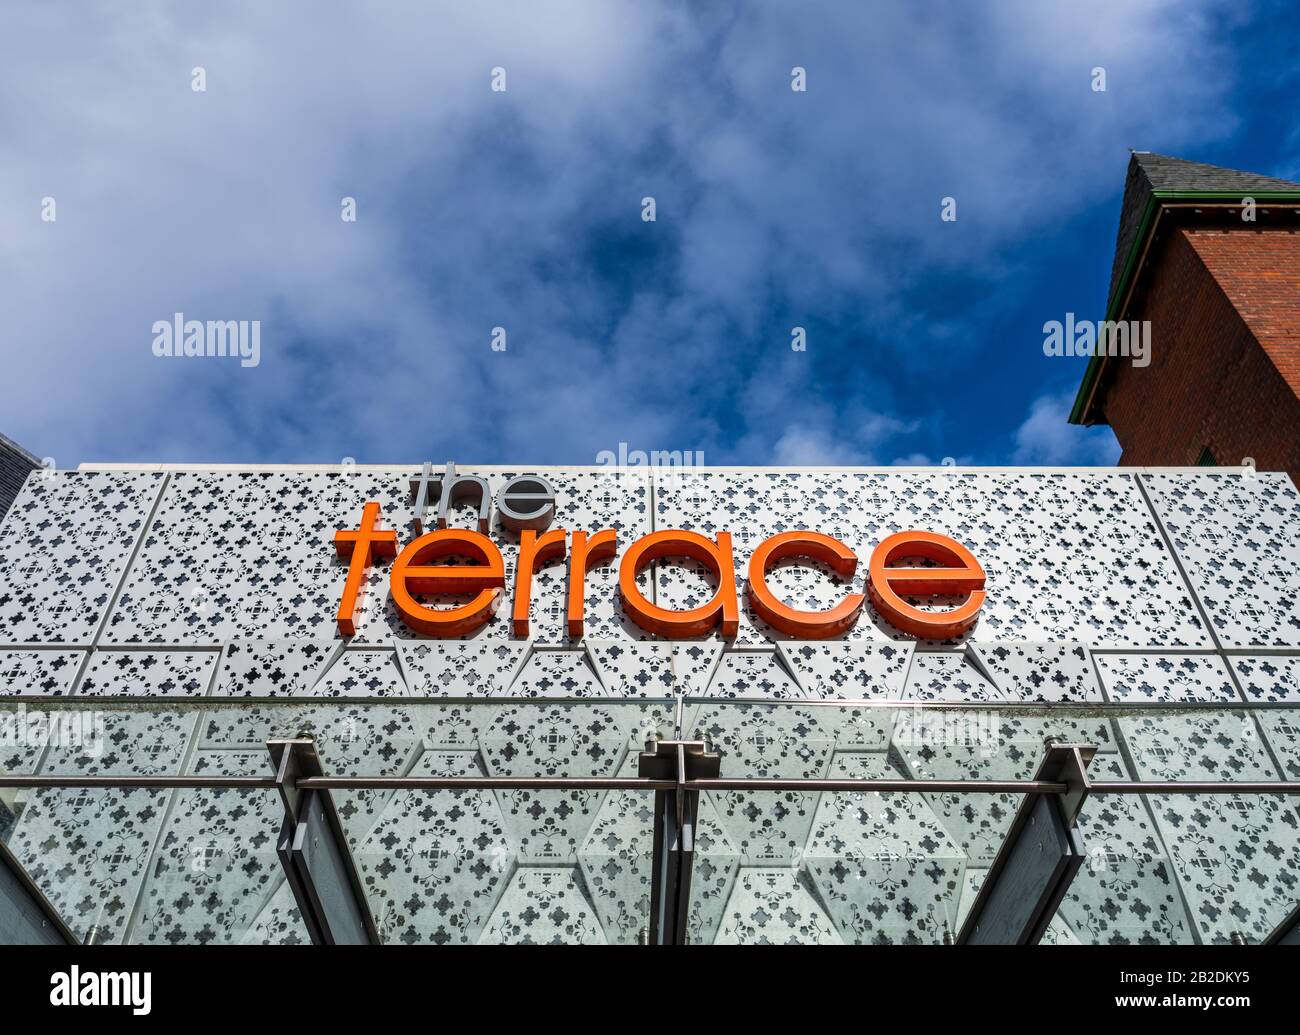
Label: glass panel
xmin=2 ymin=698 xmax=1295 ymax=946
xmin=680 ymin=699 xmax=1298 ymax=946
xmin=0 ymin=698 xmax=674 ymax=945
xmin=2 ymin=785 xmax=287 ymax=945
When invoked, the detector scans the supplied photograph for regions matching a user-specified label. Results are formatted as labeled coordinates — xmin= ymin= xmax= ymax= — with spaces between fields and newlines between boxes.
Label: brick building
xmin=0 ymin=432 xmax=40 ymax=519
xmin=1070 ymin=152 xmax=1300 ymax=485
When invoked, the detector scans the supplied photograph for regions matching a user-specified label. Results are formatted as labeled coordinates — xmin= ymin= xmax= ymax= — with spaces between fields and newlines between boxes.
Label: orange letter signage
xmin=389 ymin=528 xmax=506 ymax=637
xmin=618 ymin=530 xmax=738 ymax=638
xmin=334 ymin=502 xmax=398 ymax=636
xmin=512 ymin=527 xmax=567 ymax=637
xmin=746 ymin=531 xmax=865 ymax=638
xmin=567 ymin=529 xmax=617 ymax=637
xmin=867 ymin=530 xmax=986 ymax=640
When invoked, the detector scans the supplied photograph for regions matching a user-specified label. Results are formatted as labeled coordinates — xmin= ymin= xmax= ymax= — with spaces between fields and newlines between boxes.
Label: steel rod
xmin=0 ymin=775 xmax=1297 ymax=794
xmin=3 ymin=696 xmax=1298 ymax=711
xmin=680 ymin=778 xmax=1070 ymax=793
xmin=0 ymin=775 xmax=278 ymax=789
xmin=1088 ymin=781 xmax=1300 ymax=794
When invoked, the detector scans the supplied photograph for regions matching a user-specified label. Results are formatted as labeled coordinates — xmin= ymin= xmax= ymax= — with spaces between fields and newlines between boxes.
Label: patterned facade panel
xmin=353 ymin=750 xmax=513 ymax=945
xmin=804 ymin=752 xmax=966 ymax=944
xmin=479 ymin=867 xmax=607 ymax=945
xmin=1054 ymin=754 xmax=1193 ymax=944
xmin=704 ymin=649 xmax=804 ymax=699
xmin=197 ymin=701 xmax=422 ymax=843
xmin=213 ymin=639 xmax=340 ymax=696
xmin=653 ymin=471 xmax=1210 ymax=648
xmin=775 ymin=641 xmax=913 ymax=699
xmin=313 ymin=647 xmax=410 ymax=697
xmin=0 ymin=471 xmax=163 ymax=643
xmin=893 ymin=698 xmax=1115 ymax=868
xmin=1096 ymin=652 xmax=1240 ymax=703
xmin=477 ymin=701 xmax=670 ymax=864
xmin=103 ymin=471 xmax=408 ymax=643
xmin=0 ymin=649 xmax=84 ymax=695
xmin=1117 ymin=701 xmax=1299 ymax=944
xmin=504 ymin=647 xmax=607 ymax=698
xmin=242 ymin=882 xmax=307 ymax=945
xmin=99 ymin=469 xmax=650 ymax=646
xmin=3 ymin=708 xmax=199 ymax=943
xmin=693 ymin=702 xmax=836 ymax=863
xmin=77 ymin=649 xmax=218 ymax=697
xmin=6 ymin=786 xmax=172 ymax=943
xmin=1139 ymin=471 xmax=1300 ymax=648
xmin=396 ymin=639 xmax=528 ymax=697
xmin=131 ymin=750 xmax=293 ymax=944
xmin=577 ymin=751 xmax=739 ymax=945
xmin=902 ymin=650 xmax=1003 ymax=701
xmin=1147 ymin=792 xmax=1300 ymax=944
xmin=1230 ymin=654 xmax=1300 ymax=702
xmin=585 ymin=639 xmax=721 ymax=698
xmin=714 ymin=869 xmax=843 ymax=945
xmin=969 ymin=643 xmax=1102 ymax=702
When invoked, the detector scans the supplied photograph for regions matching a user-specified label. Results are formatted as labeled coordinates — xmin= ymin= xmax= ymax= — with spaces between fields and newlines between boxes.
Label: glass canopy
xmin=1 ymin=698 xmax=1297 ymax=945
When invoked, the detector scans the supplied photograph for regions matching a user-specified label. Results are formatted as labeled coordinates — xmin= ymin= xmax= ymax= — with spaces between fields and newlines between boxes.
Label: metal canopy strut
xmin=956 ymin=743 xmax=1096 ymax=945
xmin=639 ymin=738 xmax=721 ymax=945
xmin=0 ymin=834 xmax=76 ymax=944
xmin=268 ymin=737 xmax=382 ymax=945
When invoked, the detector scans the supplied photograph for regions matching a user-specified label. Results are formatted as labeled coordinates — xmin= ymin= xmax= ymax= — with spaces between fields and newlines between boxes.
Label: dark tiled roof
xmin=0 ymin=432 xmax=40 ymax=519
xmin=1107 ymin=152 xmax=1300 ymax=310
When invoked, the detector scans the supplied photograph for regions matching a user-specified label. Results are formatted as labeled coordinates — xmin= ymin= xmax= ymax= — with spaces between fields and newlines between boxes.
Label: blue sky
xmin=2 ymin=0 xmax=1298 ymax=469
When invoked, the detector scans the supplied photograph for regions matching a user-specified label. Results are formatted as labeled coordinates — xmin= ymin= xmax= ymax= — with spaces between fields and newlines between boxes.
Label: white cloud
xmin=0 ymin=0 xmax=1245 ymax=466
xmin=1012 ymin=390 xmax=1121 ymax=465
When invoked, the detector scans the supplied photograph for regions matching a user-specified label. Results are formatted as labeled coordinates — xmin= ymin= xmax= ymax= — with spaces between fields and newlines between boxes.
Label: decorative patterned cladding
xmin=0 ymin=649 xmax=83 ymax=695
xmin=654 ymin=471 xmax=1211 ymax=648
xmin=214 ymin=639 xmax=339 ymax=696
xmin=506 ymin=647 xmax=606 ymax=697
xmin=578 ymin=751 xmax=740 ymax=945
xmin=586 ymin=639 xmax=721 ymax=697
xmin=715 ymin=869 xmax=843 ymax=945
xmin=78 ymin=649 xmax=217 ymax=697
xmin=396 ymin=639 xmax=528 ymax=696
xmin=479 ymin=867 xmax=608 ymax=945
xmin=1231 ymin=655 xmax=1300 ymax=702
xmin=1 ymin=466 xmax=1294 ymax=653
xmin=353 ymin=750 xmax=511 ymax=945
xmin=0 ymin=465 xmax=1298 ymax=946
xmin=1096 ymin=653 xmax=1239 ymax=703
xmin=775 ymin=640 xmax=912 ymax=699
xmin=968 ymin=643 xmax=1101 ymax=701
xmin=131 ymin=750 xmax=289 ymax=944
xmin=1139 ymin=471 xmax=1300 ymax=648
xmin=99 ymin=469 xmax=648 ymax=645
xmin=0 ymin=471 xmax=162 ymax=643
xmin=4 ymin=708 xmax=198 ymax=943
xmin=803 ymin=751 xmax=966 ymax=944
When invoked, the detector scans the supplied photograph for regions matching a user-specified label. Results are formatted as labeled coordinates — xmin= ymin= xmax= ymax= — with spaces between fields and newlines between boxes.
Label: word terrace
xmin=333 ymin=463 xmax=988 ymax=642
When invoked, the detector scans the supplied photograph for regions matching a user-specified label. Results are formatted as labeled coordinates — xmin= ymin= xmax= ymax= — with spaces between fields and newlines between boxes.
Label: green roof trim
xmin=1068 ymin=187 xmax=1300 ymax=425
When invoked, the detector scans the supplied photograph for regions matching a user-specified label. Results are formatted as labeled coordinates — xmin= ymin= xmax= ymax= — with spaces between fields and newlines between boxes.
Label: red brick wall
xmin=1102 ymin=227 xmax=1300 ymax=485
